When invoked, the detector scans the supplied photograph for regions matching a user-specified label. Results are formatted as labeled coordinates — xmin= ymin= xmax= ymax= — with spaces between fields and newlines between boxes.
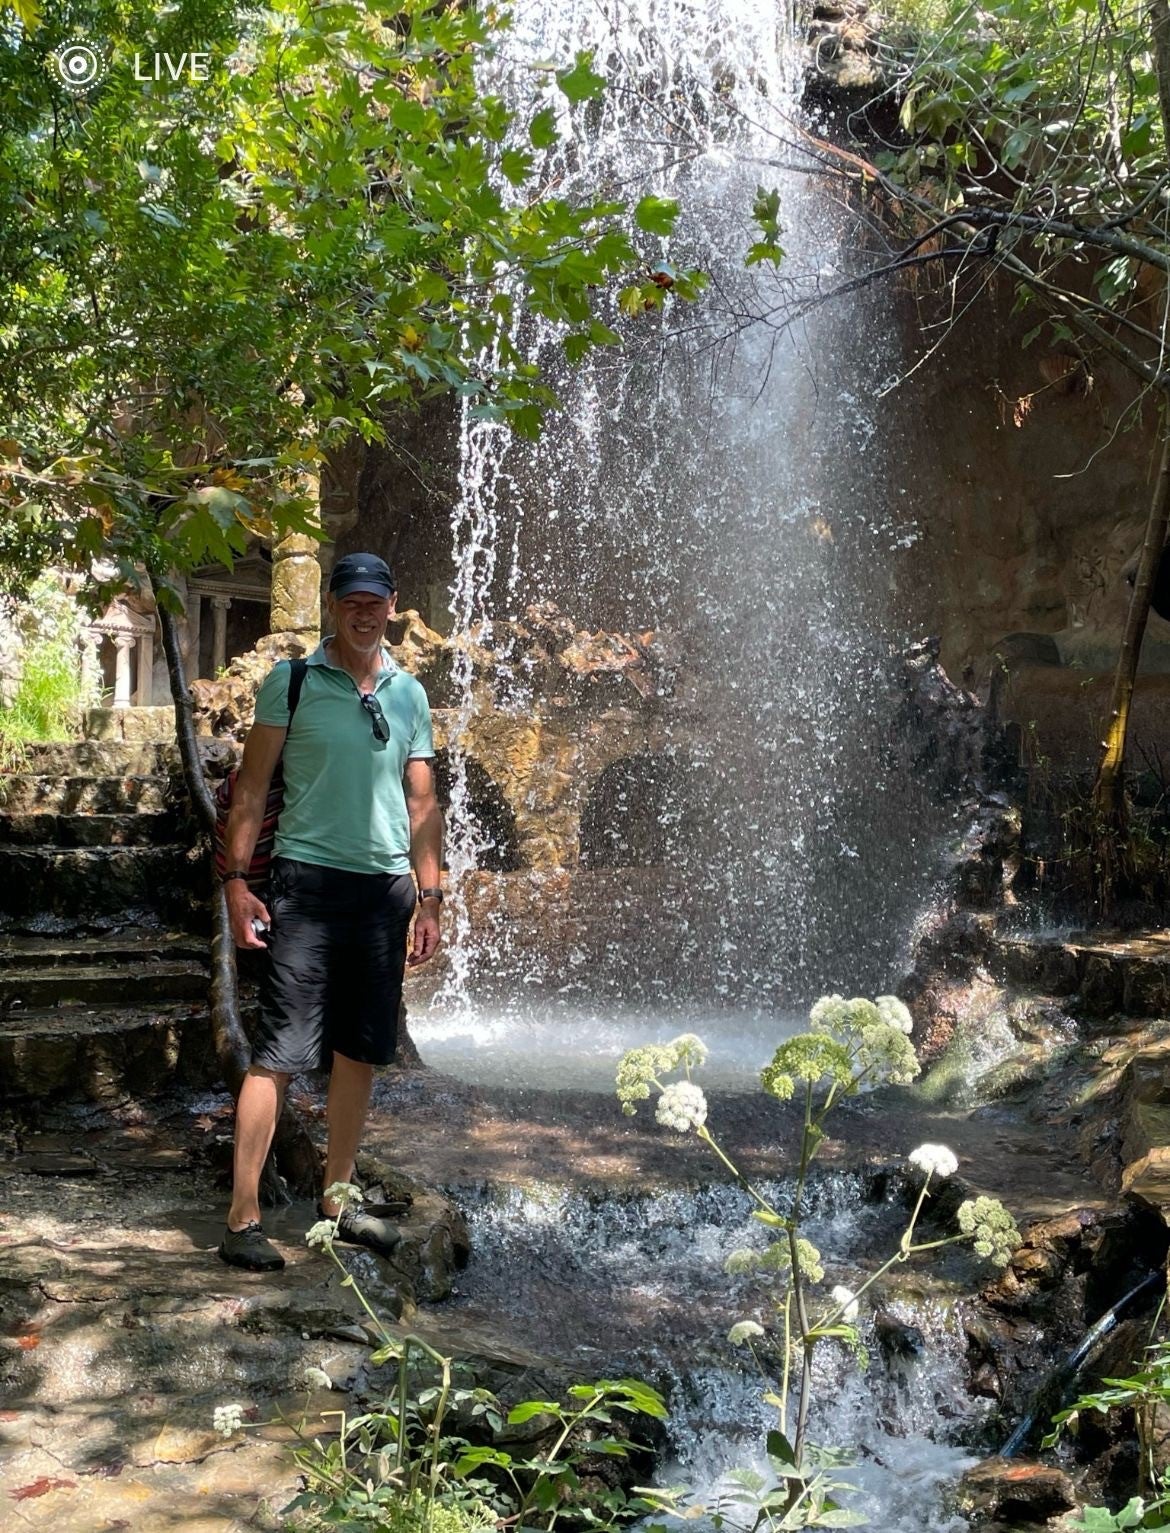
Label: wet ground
xmin=0 ymin=1046 xmax=1118 ymax=1532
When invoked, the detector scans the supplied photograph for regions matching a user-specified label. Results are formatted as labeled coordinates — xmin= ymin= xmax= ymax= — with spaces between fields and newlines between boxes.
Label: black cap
xmin=329 ymin=551 xmax=397 ymax=599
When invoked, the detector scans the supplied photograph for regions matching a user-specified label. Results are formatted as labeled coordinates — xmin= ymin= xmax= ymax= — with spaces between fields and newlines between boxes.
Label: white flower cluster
xmin=727 ymin=1320 xmax=765 ymax=1346
xmin=213 ymin=1403 xmax=245 ymax=1438
xmin=305 ymin=1220 xmax=337 ymax=1250
xmin=907 ymin=1143 xmax=959 ymax=1180
xmin=830 ymin=1284 xmax=860 ymax=1323
xmin=875 ymin=996 xmax=914 ymax=1034
xmin=322 ymin=1181 xmax=364 ymax=1210
xmin=616 ymin=1034 xmax=708 ymax=1116
xmin=806 ymin=994 xmax=920 ymax=1087
xmin=655 ymin=1080 xmax=708 ymax=1132
xmin=957 ymin=1196 xmax=1021 ymax=1267
xmin=302 ymin=1366 xmax=333 ymax=1391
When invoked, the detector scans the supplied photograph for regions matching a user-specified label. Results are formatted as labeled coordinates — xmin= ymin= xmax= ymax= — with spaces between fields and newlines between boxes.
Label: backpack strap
xmin=285 ymin=657 xmax=309 ymax=731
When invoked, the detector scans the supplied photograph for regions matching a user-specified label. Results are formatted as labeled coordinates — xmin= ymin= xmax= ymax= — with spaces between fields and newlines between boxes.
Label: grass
xmin=0 ymin=582 xmax=94 ymax=768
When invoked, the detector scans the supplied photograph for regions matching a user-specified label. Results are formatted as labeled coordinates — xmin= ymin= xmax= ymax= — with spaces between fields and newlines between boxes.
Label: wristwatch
xmin=221 ymin=870 xmax=250 ymax=885
xmin=418 ymin=886 xmax=444 ymax=904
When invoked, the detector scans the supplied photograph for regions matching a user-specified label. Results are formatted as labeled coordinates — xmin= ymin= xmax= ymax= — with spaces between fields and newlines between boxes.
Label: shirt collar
xmin=308 ymin=637 xmax=399 ymax=675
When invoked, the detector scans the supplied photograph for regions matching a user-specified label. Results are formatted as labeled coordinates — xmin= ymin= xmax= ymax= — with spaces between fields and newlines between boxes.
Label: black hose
xmin=999 ymin=1269 xmax=1164 ymax=1458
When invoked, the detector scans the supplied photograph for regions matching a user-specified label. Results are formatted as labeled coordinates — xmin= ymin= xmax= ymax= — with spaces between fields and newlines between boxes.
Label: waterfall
xmin=428 ymin=0 xmax=956 ymax=1066
xmin=448 ymin=1176 xmax=987 ymax=1533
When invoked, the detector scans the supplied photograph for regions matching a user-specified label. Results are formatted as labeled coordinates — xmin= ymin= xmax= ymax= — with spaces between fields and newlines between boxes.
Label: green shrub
xmin=0 ymin=576 xmax=93 ymax=764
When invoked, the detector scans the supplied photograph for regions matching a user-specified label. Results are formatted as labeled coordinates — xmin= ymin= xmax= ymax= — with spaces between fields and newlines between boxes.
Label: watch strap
xmin=221 ymin=870 xmax=250 ymax=885
xmin=418 ymin=886 xmax=444 ymax=903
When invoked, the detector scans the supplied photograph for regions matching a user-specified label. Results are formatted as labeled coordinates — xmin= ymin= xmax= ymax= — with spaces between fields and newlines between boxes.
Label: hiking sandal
xmin=218 ymin=1220 xmax=286 ymax=1272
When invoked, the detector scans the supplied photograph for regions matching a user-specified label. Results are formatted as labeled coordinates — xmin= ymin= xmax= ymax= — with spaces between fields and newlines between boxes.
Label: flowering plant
xmin=617 ymin=994 xmax=1022 ymax=1530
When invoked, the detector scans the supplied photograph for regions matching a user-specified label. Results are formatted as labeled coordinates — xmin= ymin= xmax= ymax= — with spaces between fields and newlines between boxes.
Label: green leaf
xmin=501 ymin=148 xmax=535 ymax=186
xmin=454 ymin=1447 xmax=514 ymax=1475
xmin=634 ymin=195 xmax=679 ymax=236
xmin=589 ymin=320 xmax=620 ymax=346
xmin=529 ymin=106 xmax=558 ymax=148
xmin=557 ymin=51 xmax=606 ymax=103
xmin=507 ymin=1400 xmax=561 ymax=1424
xmin=746 ymin=241 xmax=784 ymax=267
xmin=766 ymin=1429 xmax=797 ymax=1466
xmin=138 ymin=204 xmax=183 ymax=229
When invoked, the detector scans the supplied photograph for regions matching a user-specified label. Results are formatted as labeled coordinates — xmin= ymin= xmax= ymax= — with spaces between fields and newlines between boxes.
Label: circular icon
xmin=49 ymin=40 xmax=108 ymax=95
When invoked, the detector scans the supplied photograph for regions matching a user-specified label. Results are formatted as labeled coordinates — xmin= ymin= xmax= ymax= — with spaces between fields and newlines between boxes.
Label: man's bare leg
xmin=321 ymin=1052 xmax=376 ymax=1214
xmin=227 ymin=1064 xmax=290 ymax=1230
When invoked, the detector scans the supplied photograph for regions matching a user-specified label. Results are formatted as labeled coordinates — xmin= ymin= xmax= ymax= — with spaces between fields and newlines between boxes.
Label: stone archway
xmin=431 ymin=751 xmax=521 ymax=872
xmin=578 ymin=751 xmax=704 ymax=869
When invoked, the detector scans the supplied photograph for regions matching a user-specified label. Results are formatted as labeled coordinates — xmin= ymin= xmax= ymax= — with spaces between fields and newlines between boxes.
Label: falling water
xmin=448 ymin=1176 xmax=988 ymax=1532
xmin=418 ymin=0 xmax=956 ymax=1079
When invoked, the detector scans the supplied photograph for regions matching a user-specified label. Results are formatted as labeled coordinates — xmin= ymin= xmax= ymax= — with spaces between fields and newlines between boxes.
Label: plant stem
xmin=778 ymin=1290 xmax=793 ymax=1439
xmin=696 ymin=1126 xmax=779 ymax=1216
xmin=789 ymin=1081 xmax=816 ymax=1466
xmin=428 ymin=1354 xmax=453 ymax=1498
xmin=328 ymin=1245 xmax=395 ymax=1346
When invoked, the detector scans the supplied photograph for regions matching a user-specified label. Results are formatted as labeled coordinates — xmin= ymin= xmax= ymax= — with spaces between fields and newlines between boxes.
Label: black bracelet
xmin=418 ymin=886 xmax=444 ymax=903
xmin=221 ymin=870 xmax=250 ymax=885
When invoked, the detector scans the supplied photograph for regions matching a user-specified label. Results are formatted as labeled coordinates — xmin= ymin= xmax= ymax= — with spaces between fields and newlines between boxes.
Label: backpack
xmin=213 ymin=658 xmax=308 ymax=893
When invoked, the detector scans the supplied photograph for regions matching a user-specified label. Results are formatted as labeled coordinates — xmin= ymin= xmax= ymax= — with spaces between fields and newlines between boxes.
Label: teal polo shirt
xmin=254 ymin=639 xmax=435 ymax=876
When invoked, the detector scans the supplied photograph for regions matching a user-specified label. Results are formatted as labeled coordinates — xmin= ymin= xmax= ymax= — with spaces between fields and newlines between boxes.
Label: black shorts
xmin=252 ymin=856 xmax=417 ymax=1075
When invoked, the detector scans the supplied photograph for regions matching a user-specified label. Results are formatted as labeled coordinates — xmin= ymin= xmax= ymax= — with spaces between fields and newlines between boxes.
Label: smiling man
xmin=217 ymin=551 xmax=443 ymax=1271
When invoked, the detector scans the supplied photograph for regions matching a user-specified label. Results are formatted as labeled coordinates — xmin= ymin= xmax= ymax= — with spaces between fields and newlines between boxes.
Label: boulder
xmin=957 ymin=1457 xmax=1077 ymax=1523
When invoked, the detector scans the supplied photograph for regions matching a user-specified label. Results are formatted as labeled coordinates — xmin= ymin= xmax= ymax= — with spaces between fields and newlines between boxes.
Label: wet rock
xmin=873 ymin=1310 xmax=924 ymax=1359
xmin=990 ymin=934 xmax=1079 ymax=994
xmin=957 ymin=1457 xmax=1077 ymax=1523
xmin=189 ymin=632 xmax=311 ymax=741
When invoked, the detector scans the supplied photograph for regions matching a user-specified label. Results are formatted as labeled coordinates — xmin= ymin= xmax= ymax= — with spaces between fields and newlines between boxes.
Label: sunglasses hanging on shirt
xmin=360 ymin=692 xmax=390 ymax=743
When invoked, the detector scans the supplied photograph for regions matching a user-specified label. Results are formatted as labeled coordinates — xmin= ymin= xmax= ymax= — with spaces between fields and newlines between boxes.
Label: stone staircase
xmin=0 ymin=740 xmax=216 ymax=1103
xmin=959 ymin=923 xmax=1170 ymax=1223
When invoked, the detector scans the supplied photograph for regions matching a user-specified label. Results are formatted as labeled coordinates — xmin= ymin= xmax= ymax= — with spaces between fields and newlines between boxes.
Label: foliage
xmin=617 ymin=996 xmax=1022 ymax=1530
xmin=855 ymin=0 xmax=1170 ymax=387
xmin=0 ymin=573 xmax=96 ymax=763
xmin=220 ymin=1184 xmax=667 ymax=1533
xmin=0 ymin=0 xmax=697 ymax=605
xmin=1044 ymin=1340 xmax=1170 ymax=1530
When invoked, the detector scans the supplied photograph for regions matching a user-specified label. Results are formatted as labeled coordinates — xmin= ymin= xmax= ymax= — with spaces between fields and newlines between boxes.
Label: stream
xmin=441 ymin=1172 xmax=990 ymax=1532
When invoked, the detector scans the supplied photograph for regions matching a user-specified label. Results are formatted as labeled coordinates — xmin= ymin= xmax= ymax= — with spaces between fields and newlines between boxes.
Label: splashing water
xmin=450 ymin=1176 xmax=988 ymax=1532
xmin=424 ymin=5 xmax=956 ymax=1065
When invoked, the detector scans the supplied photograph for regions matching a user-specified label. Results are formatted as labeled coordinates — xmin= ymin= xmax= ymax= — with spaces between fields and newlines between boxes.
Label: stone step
xmin=17 ymin=740 xmax=176 ymax=776
xmin=0 ymin=959 xmax=209 ymax=1010
xmin=0 ymin=811 xmax=182 ymax=847
xmin=0 ymin=929 xmax=207 ymax=967
xmin=0 ymin=773 xmax=172 ymax=815
xmin=991 ymin=928 xmax=1170 ymax=1019
xmin=0 ymin=845 xmax=201 ymax=919
xmin=0 ymin=1002 xmax=217 ymax=1101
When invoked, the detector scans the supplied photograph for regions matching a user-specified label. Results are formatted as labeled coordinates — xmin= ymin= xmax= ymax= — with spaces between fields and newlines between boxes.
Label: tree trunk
xmin=1092 ymin=403 xmax=1170 ymax=898
xmin=154 ymin=593 xmax=320 ymax=1199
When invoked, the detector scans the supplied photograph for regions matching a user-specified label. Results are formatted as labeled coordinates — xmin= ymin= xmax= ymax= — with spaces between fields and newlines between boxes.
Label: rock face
xmin=805 ymin=0 xmax=883 ymax=94
xmin=187 ymin=603 xmax=687 ymax=871
xmin=892 ymin=639 xmax=1023 ymax=1057
xmin=189 ymin=631 xmax=313 ymax=741
xmin=957 ymin=1458 xmax=1077 ymax=1524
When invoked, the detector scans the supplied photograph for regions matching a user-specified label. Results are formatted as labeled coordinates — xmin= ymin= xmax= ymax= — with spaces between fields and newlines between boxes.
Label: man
xmin=217 ymin=551 xmax=442 ymax=1272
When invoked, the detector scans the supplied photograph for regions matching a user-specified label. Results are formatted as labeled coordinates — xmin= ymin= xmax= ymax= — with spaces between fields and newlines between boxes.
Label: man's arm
xmin=223 ymin=722 xmax=287 ymax=949
xmin=404 ymin=756 xmax=442 ymax=966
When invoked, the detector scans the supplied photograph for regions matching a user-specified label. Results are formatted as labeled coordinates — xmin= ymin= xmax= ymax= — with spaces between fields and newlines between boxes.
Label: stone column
xmin=270 ymin=512 xmax=321 ymax=644
xmin=112 ymin=634 xmax=135 ymax=708
xmin=79 ymin=629 xmax=101 ymax=705
xmin=187 ymin=592 xmax=202 ymax=679
xmin=135 ymin=630 xmax=154 ymax=705
xmin=210 ymin=596 xmax=231 ymax=675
